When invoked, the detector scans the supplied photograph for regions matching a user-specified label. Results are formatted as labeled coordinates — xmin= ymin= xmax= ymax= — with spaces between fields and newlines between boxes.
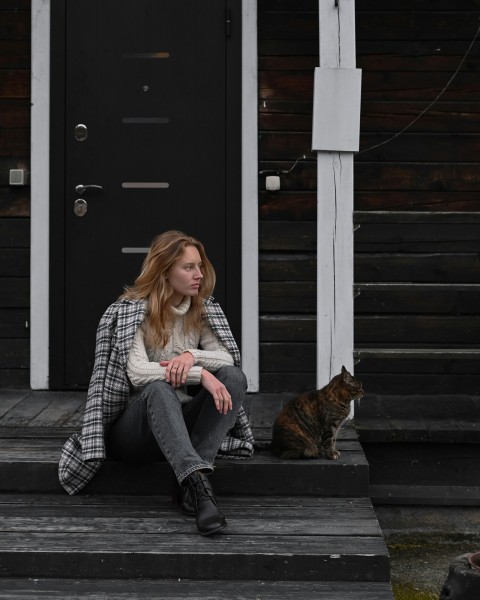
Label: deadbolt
xmin=74 ymin=124 xmax=88 ymax=142
xmin=74 ymin=198 xmax=88 ymax=217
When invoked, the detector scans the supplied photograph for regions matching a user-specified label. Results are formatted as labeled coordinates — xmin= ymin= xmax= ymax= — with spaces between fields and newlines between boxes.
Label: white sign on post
xmin=312 ymin=67 xmax=362 ymax=152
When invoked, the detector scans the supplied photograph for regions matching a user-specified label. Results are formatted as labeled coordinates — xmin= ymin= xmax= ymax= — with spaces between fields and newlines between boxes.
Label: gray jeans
xmin=106 ymin=366 xmax=247 ymax=484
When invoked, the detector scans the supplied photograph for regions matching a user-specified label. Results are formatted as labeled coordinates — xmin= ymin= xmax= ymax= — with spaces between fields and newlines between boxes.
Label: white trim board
xmin=30 ymin=0 xmax=259 ymax=390
xmin=241 ymin=0 xmax=259 ymax=391
xmin=30 ymin=0 xmax=50 ymax=389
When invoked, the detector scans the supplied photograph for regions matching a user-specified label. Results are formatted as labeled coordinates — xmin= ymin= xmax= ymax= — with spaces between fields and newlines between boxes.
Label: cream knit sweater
xmin=126 ymin=297 xmax=234 ymax=399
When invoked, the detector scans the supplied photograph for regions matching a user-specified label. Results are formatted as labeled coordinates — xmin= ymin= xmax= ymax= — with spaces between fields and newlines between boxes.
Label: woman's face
xmin=168 ymin=245 xmax=204 ymax=306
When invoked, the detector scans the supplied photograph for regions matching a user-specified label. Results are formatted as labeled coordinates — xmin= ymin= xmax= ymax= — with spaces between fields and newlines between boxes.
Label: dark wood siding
xmin=0 ymin=1 xmax=30 ymax=387
xmin=356 ymin=1 xmax=480 ymax=212
xmin=355 ymin=1 xmax=480 ymax=394
xmin=258 ymin=0 xmax=318 ymax=393
xmin=259 ymin=0 xmax=480 ymax=394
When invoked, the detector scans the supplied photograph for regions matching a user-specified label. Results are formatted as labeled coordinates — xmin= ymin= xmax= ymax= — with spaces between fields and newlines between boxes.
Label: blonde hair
xmin=121 ymin=230 xmax=215 ymax=347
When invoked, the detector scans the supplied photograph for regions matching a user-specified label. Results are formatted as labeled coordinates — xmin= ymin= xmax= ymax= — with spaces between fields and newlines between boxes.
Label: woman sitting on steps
xmin=58 ymin=230 xmax=254 ymax=536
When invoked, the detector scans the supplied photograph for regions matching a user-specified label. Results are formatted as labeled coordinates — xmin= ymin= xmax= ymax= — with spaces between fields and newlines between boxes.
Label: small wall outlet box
xmin=9 ymin=169 xmax=29 ymax=186
xmin=266 ymin=175 xmax=280 ymax=191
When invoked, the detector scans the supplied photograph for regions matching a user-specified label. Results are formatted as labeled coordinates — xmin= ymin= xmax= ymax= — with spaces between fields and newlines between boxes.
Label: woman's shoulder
xmin=202 ymin=297 xmax=230 ymax=323
xmin=202 ymin=295 xmax=220 ymax=307
xmin=105 ymin=298 xmax=146 ymax=311
xmin=99 ymin=299 xmax=146 ymax=322
xmin=202 ymin=296 xmax=223 ymax=314
xmin=115 ymin=298 xmax=146 ymax=306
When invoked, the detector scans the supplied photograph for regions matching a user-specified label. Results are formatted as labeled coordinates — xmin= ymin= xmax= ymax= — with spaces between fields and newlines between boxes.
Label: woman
xmin=58 ymin=231 xmax=254 ymax=536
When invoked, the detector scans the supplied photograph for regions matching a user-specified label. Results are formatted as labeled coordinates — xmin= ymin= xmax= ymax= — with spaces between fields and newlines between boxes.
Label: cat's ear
xmin=342 ymin=366 xmax=353 ymax=383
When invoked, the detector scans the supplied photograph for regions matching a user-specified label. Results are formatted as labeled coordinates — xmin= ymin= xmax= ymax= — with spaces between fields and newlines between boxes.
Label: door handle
xmin=75 ymin=184 xmax=103 ymax=195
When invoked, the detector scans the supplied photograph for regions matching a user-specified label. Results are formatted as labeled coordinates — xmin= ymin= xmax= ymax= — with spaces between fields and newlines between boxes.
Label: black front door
xmin=50 ymin=0 xmax=241 ymax=388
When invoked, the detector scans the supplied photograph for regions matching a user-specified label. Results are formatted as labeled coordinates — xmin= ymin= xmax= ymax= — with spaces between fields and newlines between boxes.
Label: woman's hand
xmin=200 ymin=370 xmax=232 ymax=415
xmin=160 ymin=352 xmax=195 ymax=387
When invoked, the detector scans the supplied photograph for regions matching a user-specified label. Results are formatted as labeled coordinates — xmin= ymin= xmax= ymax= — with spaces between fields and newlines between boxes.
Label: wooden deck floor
xmin=0 ymin=390 xmax=393 ymax=599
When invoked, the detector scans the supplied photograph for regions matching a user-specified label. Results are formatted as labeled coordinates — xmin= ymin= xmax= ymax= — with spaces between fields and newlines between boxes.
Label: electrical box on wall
xmin=9 ymin=169 xmax=30 ymax=186
xmin=265 ymin=175 xmax=280 ymax=191
xmin=312 ymin=67 xmax=362 ymax=152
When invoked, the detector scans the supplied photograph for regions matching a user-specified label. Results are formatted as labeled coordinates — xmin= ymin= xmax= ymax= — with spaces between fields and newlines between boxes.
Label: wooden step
xmin=366 ymin=442 xmax=480 ymax=506
xmin=0 ymin=432 xmax=368 ymax=496
xmin=0 ymin=391 xmax=369 ymax=496
xmin=0 ymin=578 xmax=394 ymax=599
xmin=355 ymin=394 xmax=480 ymax=505
xmin=355 ymin=348 xmax=480 ymax=360
xmin=0 ymin=494 xmax=390 ymax=583
xmin=355 ymin=394 xmax=480 ymax=443
xmin=370 ymin=484 xmax=480 ymax=506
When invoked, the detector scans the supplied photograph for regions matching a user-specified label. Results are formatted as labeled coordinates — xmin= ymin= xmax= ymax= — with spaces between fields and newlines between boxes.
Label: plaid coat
xmin=58 ymin=297 xmax=255 ymax=495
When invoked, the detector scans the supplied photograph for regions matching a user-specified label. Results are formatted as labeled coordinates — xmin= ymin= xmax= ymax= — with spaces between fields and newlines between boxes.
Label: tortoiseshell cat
xmin=271 ymin=366 xmax=364 ymax=460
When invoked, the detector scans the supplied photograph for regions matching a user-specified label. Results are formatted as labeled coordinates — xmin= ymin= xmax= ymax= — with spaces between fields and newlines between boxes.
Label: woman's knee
xmin=215 ymin=365 xmax=247 ymax=392
xmin=141 ymin=380 xmax=179 ymax=404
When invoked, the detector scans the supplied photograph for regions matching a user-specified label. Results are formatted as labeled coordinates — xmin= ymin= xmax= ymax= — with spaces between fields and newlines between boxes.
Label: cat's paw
xmin=326 ymin=450 xmax=341 ymax=460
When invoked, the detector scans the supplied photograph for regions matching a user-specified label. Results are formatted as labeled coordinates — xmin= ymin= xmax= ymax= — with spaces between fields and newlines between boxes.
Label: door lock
xmin=75 ymin=184 xmax=103 ymax=195
xmin=74 ymin=198 xmax=88 ymax=217
xmin=74 ymin=124 xmax=88 ymax=142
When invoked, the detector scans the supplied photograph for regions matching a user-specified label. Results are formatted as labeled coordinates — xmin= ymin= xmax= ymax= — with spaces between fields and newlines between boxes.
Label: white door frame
xmin=30 ymin=0 xmax=259 ymax=391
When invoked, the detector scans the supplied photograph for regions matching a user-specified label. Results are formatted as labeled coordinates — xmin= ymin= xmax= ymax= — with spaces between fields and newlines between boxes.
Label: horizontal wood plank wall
xmin=258 ymin=0 xmax=318 ymax=393
xmin=0 ymin=1 xmax=31 ymax=387
xmin=259 ymin=0 xmax=480 ymax=394
xmin=355 ymin=1 xmax=480 ymax=393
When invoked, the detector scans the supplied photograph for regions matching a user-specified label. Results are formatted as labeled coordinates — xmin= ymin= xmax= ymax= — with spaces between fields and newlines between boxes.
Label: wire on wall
xmin=359 ymin=19 xmax=480 ymax=155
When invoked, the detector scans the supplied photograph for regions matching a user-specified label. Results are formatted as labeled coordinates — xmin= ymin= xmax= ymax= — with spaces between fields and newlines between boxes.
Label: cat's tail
xmin=254 ymin=440 xmax=274 ymax=453
xmin=269 ymin=436 xmax=282 ymax=457
xmin=270 ymin=440 xmax=304 ymax=459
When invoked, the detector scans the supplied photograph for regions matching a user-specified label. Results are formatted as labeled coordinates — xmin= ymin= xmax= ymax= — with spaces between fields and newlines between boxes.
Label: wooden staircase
xmin=0 ymin=390 xmax=393 ymax=599
xmin=356 ymin=393 xmax=480 ymax=505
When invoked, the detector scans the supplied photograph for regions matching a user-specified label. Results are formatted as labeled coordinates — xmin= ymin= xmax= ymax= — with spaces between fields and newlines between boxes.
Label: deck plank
xmin=0 ymin=578 xmax=394 ymax=599
xmin=0 ymin=531 xmax=389 ymax=581
xmin=0 ymin=391 xmax=29 ymax=419
xmin=28 ymin=394 xmax=86 ymax=427
xmin=0 ymin=438 xmax=366 ymax=462
xmin=0 ymin=497 xmax=382 ymax=536
xmin=0 ymin=513 xmax=381 ymax=537
xmin=0 ymin=394 xmax=57 ymax=427
xmin=0 ymin=494 xmax=374 ymax=508
xmin=0 ymin=391 xmax=359 ymax=442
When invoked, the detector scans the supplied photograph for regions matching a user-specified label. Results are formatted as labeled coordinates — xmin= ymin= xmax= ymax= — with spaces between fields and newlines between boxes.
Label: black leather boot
xmin=182 ymin=471 xmax=226 ymax=536
xmin=171 ymin=474 xmax=194 ymax=515
xmin=179 ymin=482 xmax=195 ymax=516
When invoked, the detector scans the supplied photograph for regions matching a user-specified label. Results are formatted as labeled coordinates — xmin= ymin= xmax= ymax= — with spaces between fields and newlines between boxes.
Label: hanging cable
xmin=259 ymin=154 xmax=308 ymax=176
xmin=359 ymin=20 xmax=480 ymax=155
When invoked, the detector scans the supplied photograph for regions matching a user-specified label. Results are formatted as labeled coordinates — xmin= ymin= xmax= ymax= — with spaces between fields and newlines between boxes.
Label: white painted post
xmin=30 ymin=0 xmax=51 ymax=389
xmin=242 ymin=0 xmax=259 ymax=392
xmin=313 ymin=0 xmax=361 ymax=398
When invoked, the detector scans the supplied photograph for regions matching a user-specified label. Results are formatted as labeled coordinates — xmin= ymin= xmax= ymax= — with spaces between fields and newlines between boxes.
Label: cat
xmin=271 ymin=366 xmax=364 ymax=460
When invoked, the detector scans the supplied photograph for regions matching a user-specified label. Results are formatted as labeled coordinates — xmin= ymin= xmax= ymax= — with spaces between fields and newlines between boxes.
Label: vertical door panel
xmin=63 ymin=0 xmax=228 ymax=385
